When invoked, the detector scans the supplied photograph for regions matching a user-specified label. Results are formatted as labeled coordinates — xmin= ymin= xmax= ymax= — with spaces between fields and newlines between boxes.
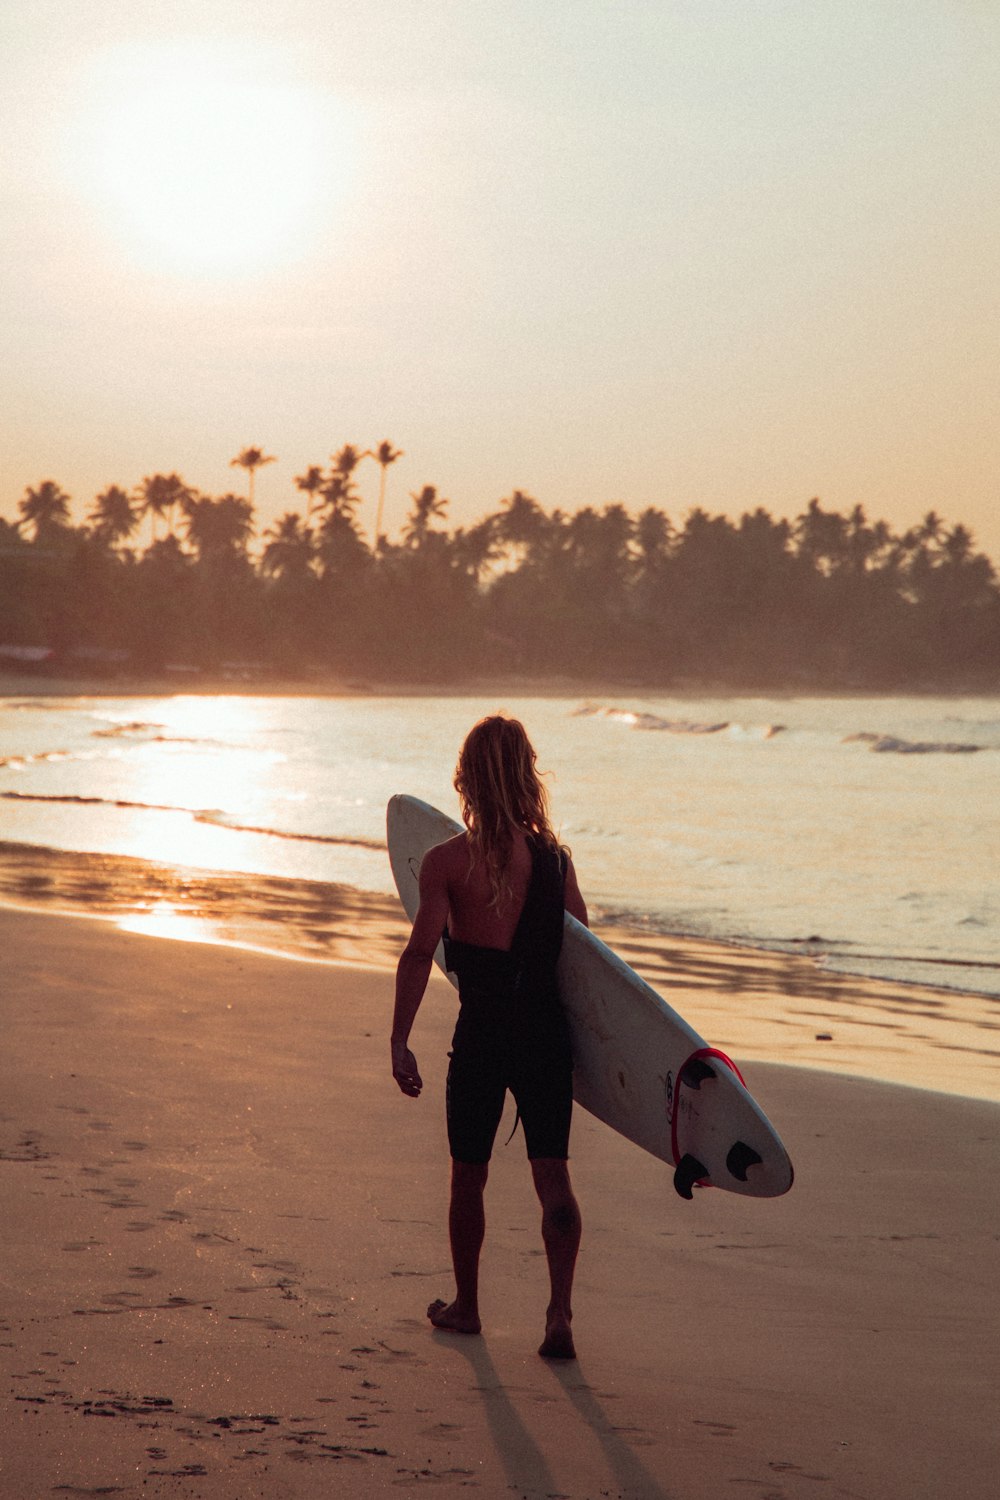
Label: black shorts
xmin=446 ymin=1013 xmax=573 ymax=1164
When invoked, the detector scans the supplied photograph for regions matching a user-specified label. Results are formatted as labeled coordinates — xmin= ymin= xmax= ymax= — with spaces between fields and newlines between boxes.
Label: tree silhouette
xmin=230 ymin=447 xmax=276 ymax=506
xmin=403 ymin=485 xmax=448 ymax=547
xmin=917 ymin=510 xmax=946 ymax=548
xmin=449 ymin=519 xmax=500 ymax=583
xmin=87 ymin=486 xmax=136 ymax=549
xmin=18 ymin=480 xmax=71 ymax=542
xmin=261 ymin=512 xmax=316 ymax=582
xmin=294 ymin=465 xmax=325 ymax=522
xmin=135 ymin=473 xmax=195 ymax=543
xmin=181 ymin=494 xmax=255 ymax=561
xmin=331 ymin=445 xmax=362 ymax=480
xmin=365 ymin=441 xmax=404 ymax=553
xmin=3 ymin=457 xmax=998 ymax=690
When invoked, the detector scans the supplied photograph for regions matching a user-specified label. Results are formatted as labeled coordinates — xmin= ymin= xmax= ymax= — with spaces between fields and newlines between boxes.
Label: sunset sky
xmin=3 ymin=1 xmax=999 ymax=560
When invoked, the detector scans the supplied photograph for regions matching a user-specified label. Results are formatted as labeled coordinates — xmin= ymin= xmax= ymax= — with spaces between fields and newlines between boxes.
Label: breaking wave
xmin=90 ymin=720 xmax=236 ymax=749
xmin=0 ymin=791 xmax=385 ymax=851
xmin=0 ymin=749 xmax=76 ymax=769
xmin=572 ymin=703 xmax=785 ymax=738
xmin=843 ymin=733 xmax=984 ymax=755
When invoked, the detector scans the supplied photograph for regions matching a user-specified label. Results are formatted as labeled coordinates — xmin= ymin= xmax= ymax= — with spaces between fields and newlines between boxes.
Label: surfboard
xmin=387 ymin=794 xmax=793 ymax=1201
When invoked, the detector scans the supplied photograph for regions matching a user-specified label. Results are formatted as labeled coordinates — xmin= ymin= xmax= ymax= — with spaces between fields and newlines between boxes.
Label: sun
xmin=71 ymin=40 xmax=353 ymax=276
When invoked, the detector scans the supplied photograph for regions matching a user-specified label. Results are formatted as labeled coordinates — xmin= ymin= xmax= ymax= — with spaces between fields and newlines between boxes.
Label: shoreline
xmin=2 ymin=837 xmax=996 ymax=1106
xmin=2 ymin=905 xmax=997 ymax=1499
xmin=4 ymin=670 xmax=999 ymax=701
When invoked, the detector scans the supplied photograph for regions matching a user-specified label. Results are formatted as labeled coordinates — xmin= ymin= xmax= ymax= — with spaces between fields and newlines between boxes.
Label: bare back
xmin=428 ymin=830 xmax=587 ymax=952
xmin=443 ymin=830 xmax=536 ymax=951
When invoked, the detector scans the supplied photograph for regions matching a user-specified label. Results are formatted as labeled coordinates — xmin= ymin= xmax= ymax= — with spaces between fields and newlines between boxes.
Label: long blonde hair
xmin=454 ymin=715 xmax=561 ymax=908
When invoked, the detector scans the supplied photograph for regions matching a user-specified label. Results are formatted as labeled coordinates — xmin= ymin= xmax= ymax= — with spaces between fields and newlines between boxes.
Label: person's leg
xmin=530 ymin=1157 xmax=581 ymax=1359
xmin=428 ymin=1158 xmax=488 ymax=1334
xmin=433 ymin=1027 xmax=506 ymax=1334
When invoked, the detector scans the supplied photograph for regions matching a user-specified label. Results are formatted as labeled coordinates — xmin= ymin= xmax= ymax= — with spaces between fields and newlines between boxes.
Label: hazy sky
xmin=3 ymin=1 xmax=999 ymax=559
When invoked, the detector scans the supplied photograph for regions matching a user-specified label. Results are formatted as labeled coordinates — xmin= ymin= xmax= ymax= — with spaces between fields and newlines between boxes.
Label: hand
xmin=391 ymin=1039 xmax=423 ymax=1098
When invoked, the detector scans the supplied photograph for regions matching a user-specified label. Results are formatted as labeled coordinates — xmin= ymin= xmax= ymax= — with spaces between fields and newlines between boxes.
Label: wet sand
xmin=1 ymin=837 xmax=997 ymax=1103
xmin=2 ymin=904 xmax=998 ymax=1499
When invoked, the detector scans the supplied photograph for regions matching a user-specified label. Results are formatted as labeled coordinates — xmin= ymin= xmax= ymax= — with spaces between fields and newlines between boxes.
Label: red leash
xmin=668 ymin=1046 xmax=746 ymax=1182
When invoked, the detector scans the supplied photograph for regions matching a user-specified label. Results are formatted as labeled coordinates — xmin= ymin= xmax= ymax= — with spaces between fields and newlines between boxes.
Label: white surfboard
xmin=388 ymin=795 xmax=793 ymax=1200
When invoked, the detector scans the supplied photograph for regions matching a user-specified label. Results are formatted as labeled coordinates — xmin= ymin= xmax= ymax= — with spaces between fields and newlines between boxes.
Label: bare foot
xmin=427 ymin=1297 xmax=481 ymax=1335
xmin=538 ymin=1316 xmax=576 ymax=1360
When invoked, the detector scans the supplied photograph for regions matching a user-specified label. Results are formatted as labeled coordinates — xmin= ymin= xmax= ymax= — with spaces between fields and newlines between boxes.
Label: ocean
xmin=1 ymin=690 xmax=997 ymax=1001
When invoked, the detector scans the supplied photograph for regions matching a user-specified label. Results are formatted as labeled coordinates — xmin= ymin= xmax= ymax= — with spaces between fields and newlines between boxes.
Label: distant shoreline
xmin=3 ymin=669 xmax=999 ymax=701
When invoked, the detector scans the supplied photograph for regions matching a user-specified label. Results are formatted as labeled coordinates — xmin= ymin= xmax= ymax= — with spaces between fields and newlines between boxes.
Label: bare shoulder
xmin=420 ymin=832 xmax=468 ymax=881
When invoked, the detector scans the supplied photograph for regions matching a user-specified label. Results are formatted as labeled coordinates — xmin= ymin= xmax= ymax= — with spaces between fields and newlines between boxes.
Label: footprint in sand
xmin=50 ymin=1487 xmax=128 ymax=1496
xmin=694 ymin=1418 xmax=737 ymax=1437
xmin=419 ymin=1421 xmax=464 ymax=1440
xmin=227 ymin=1314 xmax=290 ymax=1331
xmin=0 ymin=1132 xmax=50 ymax=1161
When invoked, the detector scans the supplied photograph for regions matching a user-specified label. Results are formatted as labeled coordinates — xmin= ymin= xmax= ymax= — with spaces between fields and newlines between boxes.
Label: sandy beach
xmin=2 ymin=904 xmax=998 ymax=1499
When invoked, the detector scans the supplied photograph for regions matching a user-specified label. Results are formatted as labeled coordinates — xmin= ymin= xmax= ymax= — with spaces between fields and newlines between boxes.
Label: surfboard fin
xmin=679 ymin=1057 xmax=716 ymax=1090
xmin=726 ymin=1140 xmax=763 ymax=1182
xmin=674 ymin=1154 xmax=709 ymax=1199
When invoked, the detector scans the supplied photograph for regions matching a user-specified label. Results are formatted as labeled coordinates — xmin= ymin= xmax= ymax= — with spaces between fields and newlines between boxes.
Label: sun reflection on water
xmin=96 ymin=696 xmax=289 ymax=872
xmin=117 ymin=899 xmax=225 ymax=946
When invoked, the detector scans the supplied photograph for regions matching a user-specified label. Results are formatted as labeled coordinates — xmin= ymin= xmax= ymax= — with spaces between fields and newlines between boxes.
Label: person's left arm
xmin=390 ymin=842 xmax=451 ymax=1097
xmin=564 ymin=855 xmax=589 ymax=928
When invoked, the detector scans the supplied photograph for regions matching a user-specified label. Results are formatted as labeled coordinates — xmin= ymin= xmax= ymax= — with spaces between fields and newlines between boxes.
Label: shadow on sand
xmin=431 ymin=1328 xmax=673 ymax=1500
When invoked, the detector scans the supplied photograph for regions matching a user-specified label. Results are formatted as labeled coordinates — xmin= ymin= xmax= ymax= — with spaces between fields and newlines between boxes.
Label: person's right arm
xmin=390 ymin=842 xmax=451 ymax=1097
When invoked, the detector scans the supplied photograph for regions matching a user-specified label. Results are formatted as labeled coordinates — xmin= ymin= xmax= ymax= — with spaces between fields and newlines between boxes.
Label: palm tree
xmin=364 ymin=441 xmax=404 ymax=553
xmin=135 ymin=473 xmax=195 ymax=543
xmin=450 ymin=519 xmax=500 ymax=583
xmin=294 ymin=465 xmax=325 ymax=522
xmin=87 ymin=486 xmax=136 ymax=549
xmin=181 ymin=494 xmax=255 ymax=561
xmin=634 ymin=507 xmax=673 ymax=571
xmin=794 ymin=498 xmax=849 ymax=575
xmin=494 ymin=490 xmax=549 ymax=570
xmin=261 ymin=513 xmax=316 ymax=581
xmin=917 ymin=510 xmax=946 ymax=547
xmin=18 ymin=480 xmax=71 ymax=541
xmin=563 ymin=505 xmax=604 ymax=559
xmin=230 ymin=447 xmax=277 ymax=506
xmin=319 ymin=470 xmax=362 ymax=522
xmin=844 ymin=503 xmax=880 ymax=575
xmin=331 ymin=444 xmax=362 ymax=480
xmin=314 ymin=507 xmax=370 ymax=582
xmin=402 ymin=485 xmax=448 ymax=547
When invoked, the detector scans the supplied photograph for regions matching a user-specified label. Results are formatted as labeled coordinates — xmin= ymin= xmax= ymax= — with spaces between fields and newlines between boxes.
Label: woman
xmin=391 ymin=714 xmax=588 ymax=1359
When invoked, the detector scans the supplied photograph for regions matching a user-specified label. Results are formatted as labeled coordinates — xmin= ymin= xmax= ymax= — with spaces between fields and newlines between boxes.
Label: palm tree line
xmin=2 ymin=450 xmax=998 ymax=689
